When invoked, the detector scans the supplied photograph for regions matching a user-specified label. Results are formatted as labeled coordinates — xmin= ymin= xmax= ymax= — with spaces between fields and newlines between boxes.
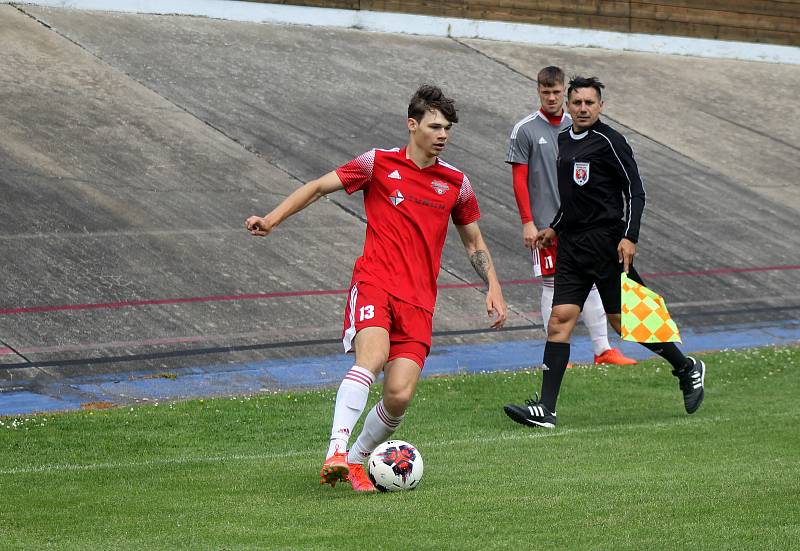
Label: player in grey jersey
xmin=505 ymin=66 xmax=636 ymax=368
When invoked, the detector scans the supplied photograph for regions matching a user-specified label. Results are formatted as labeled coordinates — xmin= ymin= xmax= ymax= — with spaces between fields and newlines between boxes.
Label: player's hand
xmin=535 ymin=227 xmax=556 ymax=249
xmin=245 ymin=216 xmax=275 ymax=237
xmin=617 ymin=238 xmax=636 ymax=273
xmin=486 ymin=288 xmax=507 ymax=329
xmin=522 ymin=221 xmax=539 ymax=249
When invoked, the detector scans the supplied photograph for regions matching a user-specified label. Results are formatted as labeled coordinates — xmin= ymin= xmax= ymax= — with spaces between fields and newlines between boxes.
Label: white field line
xmin=1 ymin=414 xmax=734 ymax=476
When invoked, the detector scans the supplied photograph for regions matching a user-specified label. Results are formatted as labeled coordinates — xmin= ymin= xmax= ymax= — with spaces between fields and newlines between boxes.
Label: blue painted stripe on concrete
xmin=238 ymin=320 xmax=800 ymax=385
xmin=0 ymin=392 xmax=83 ymax=416
xmin=1 ymin=321 xmax=798 ymax=416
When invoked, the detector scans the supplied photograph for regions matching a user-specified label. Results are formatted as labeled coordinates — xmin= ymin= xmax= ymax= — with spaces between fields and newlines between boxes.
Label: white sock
xmin=540 ymin=278 xmax=554 ymax=335
xmin=581 ymin=286 xmax=611 ymax=356
xmin=326 ymin=365 xmax=375 ymax=458
xmin=347 ymin=399 xmax=403 ymax=464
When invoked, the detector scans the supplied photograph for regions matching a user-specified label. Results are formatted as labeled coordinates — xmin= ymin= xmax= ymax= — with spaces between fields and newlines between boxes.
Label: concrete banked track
xmin=1 ymin=5 xmax=798 ymax=412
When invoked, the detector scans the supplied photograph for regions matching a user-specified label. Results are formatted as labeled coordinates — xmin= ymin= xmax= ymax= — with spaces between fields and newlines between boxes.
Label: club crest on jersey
xmin=573 ymin=162 xmax=590 ymax=186
xmin=430 ymin=180 xmax=450 ymax=195
xmin=389 ymin=189 xmax=404 ymax=206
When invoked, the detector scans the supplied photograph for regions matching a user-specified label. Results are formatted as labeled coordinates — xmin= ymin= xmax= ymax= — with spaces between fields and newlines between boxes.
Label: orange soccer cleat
xmin=347 ymin=462 xmax=376 ymax=492
xmin=594 ymin=347 xmax=637 ymax=365
xmin=320 ymin=452 xmax=349 ymax=487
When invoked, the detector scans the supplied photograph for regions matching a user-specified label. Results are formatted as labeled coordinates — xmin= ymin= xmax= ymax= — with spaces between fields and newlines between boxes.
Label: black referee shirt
xmin=550 ymin=119 xmax=646 ymax=243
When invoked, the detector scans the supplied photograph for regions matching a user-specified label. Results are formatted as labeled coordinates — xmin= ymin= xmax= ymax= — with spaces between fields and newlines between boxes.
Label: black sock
xmin=641 ymin=342 xmax=692 ymax=372
xmin=540 ymin=341 xmax=570 ymax=413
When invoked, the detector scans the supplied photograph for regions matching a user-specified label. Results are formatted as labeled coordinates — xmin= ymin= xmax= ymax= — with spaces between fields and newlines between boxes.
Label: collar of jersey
xmin=401 ymin=147 xmax=439 ymax=170
xmin=538 ymin=108 xmax=564 ymax=126
xmin=569 ymin=127 xmax=590 ymax=140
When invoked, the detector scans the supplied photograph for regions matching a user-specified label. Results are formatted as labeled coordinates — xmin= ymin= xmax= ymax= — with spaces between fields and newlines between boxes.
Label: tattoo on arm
xmin=470 ymin=250 xmax=491 ymax=285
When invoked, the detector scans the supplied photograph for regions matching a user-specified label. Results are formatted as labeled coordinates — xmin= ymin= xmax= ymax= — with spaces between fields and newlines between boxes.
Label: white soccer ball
xmin=367 ymin=440 xmax=423 ymax=492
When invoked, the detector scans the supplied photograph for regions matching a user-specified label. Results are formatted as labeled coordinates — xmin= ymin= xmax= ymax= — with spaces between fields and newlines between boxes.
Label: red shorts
xmin=532 ymin=236 xmax=558 ymax=277
xmin=342 ymin=282 xmax=432 ymax=369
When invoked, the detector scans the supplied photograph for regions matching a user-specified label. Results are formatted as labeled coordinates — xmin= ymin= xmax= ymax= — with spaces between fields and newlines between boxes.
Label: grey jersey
xmin=505 ymin=110 xmax=572 ymax=227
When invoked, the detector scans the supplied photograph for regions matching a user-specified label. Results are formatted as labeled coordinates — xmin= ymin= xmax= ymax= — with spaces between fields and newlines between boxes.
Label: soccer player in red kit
xmin=245 ymin=85 xmax=507 ymax=492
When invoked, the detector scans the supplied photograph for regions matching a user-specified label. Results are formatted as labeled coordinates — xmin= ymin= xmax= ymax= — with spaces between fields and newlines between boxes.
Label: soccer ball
xmin=367 ymin=440 xmax=423 ymax=492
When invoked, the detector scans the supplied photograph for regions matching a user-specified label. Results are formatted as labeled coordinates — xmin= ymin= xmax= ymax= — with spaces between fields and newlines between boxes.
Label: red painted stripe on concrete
xmin=643 ymin=265 xmax=800 ymax=278
xmin=0 ymin=289 xmax=347 ymax=315
xmin=1 ymin=264 xmax=797 ymax=316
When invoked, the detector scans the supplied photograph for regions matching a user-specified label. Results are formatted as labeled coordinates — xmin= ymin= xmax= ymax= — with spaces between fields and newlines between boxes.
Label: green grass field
xmin=2 ymin=346 xmax=799 ymax=550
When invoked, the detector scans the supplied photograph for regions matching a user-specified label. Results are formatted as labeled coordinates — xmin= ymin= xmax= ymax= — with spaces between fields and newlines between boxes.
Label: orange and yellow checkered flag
xmin=621 ymin=273 xmax=681 ymax=343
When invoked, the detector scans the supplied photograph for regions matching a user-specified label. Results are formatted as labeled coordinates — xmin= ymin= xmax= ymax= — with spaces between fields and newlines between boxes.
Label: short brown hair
xmin=408 ymin=84 xmax=458 ymax=124
xmin=567 ymin=75 xmax=605 ymax=100
xmin=537 ymin=66 xmax=565 ymax=88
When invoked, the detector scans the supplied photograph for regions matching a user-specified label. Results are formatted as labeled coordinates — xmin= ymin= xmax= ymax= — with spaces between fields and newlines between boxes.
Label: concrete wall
xmin=251 ymin=0 xmax=800 ymax=46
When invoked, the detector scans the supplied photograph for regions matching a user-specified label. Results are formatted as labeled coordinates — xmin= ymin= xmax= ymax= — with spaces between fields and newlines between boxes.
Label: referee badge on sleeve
xmin=573 ymin=162 xmax=590 ymax=186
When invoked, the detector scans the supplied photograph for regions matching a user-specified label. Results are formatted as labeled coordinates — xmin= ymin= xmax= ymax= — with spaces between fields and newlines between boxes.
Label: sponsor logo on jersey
xmin=538 ymin=136 xmax=548 ymax=145
xmin=388 ymin=169 xmax=402 ymax=180
xmin=405 ymin=193 xmax=445 ymax=210
xmin=573 ymin=162 xmax=590 ymax=186
xmin=389 ymin=189 xmax=404 ymax=206
xmin=430 ymin=180 xmax=450 ymax=195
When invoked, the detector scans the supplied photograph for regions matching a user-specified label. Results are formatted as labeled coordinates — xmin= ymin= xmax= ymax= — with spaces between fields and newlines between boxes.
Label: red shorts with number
xmin=532 ymin=236 xmax=559 ymax=277
xmin=341 ymin=282 xmax=432 ymax=369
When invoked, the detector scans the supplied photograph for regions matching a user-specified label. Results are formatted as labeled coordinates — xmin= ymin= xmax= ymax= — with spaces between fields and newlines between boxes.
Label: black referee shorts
xmin=552 ymin=225 xmax=644 ymax=314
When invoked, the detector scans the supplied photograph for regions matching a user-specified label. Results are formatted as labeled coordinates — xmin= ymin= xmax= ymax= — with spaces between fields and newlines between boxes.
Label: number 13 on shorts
xmin=359 ymin=305 xmax=375 ymax=321
xmin=343 ymin=282 xmax=390 ymax=353
xmin=342 ymin=281 xmax=432 ymax=360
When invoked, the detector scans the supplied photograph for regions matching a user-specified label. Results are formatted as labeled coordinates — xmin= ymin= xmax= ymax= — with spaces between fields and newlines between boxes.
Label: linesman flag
xmin=620 ymin=273 xmax=681 ymax=343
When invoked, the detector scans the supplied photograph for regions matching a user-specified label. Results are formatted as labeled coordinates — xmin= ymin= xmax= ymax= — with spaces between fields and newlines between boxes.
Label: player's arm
xmin=617 ymin=238 xmax=636 ymax=274
xmin=506 ymin=124 xmax=537 ymax=249
xmin=455 ymin=222 xmax=507 ymax=329
xmin=612 ymin=134 xmax=645 ymax=272
xmin=535 ymin=226 xmax=557 ymax=250
xmin=511 ymin=163 xmax=538 ymax=249
xmin=614 ymin=134 xmax=646 ymax=243
xmin=535 ymin=207 xmax=561 ymax=249
xmin=245 ymin=171 xmax=345 ymax=237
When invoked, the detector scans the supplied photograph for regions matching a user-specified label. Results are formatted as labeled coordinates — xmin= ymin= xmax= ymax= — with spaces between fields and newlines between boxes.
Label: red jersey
xmin=335 ymin=147 xmax=480 ymax=313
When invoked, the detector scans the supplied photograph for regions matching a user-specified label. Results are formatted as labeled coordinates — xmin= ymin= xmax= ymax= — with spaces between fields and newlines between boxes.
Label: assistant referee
xmin=503 ymin=76 xmax=706 ymax=428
